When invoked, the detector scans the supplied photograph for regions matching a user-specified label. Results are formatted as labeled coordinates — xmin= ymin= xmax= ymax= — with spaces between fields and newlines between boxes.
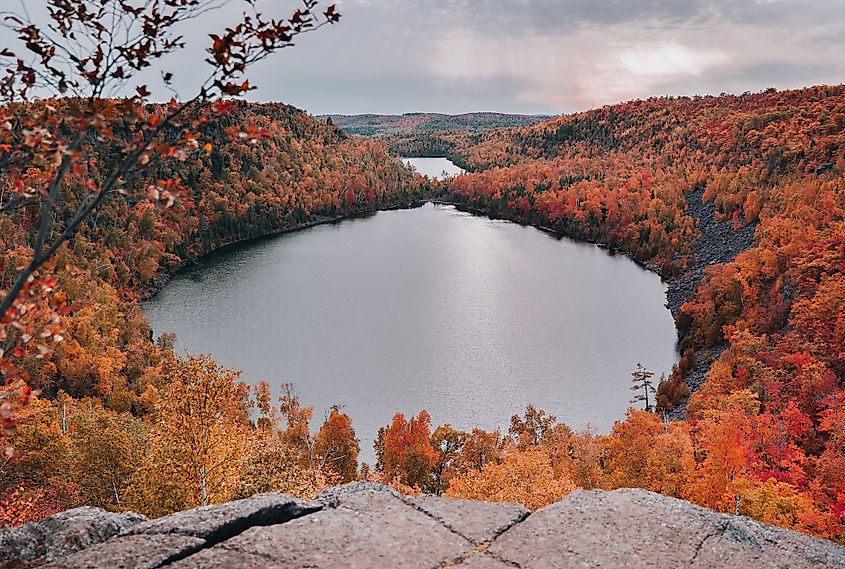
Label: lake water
xmin=144 ymin=202 xmax=678 ymax=463
xmin=402 ymin=157 xmax=464 ymax=179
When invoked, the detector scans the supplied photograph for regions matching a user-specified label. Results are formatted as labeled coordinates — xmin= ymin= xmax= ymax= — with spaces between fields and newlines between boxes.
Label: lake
xmin=144 ymin=202 xmax=678 ymax=463
xmin=402 ymin=157 xmax=464 ymax=179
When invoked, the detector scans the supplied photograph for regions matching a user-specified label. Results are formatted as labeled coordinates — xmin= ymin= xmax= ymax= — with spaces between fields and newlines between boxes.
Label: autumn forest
xmin=1 ymin=0 xmax=844 ymax=549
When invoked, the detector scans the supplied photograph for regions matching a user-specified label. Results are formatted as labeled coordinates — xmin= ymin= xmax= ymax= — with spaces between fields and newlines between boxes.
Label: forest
xmin=1 ymin=83 xmax=844 ymax=544
xmin=434 ymin=86 xmax=845 ymax=539
xmin=0 ymin=99 xmax=428 ymax=521
xmin=322 ymin=112 xmax=546 ymax=138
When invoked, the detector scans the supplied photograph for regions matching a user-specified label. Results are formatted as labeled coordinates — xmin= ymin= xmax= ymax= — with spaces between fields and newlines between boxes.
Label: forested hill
xmin=449 ymin=86 xmax=845 ymax=171
xmin=435 ymin=85 xmax=845 ymax=269
xmin=432 ymin=85 xmax=845 ymax=539
xmin=321 ymin=112 xmax=548 ymax=137
xmin=0 ymin=99 xmax=428 ymax=522
xmin=4 ymin=88 xmax=845 ymax=543
xmin=3 ymin=100 xmax=428 ymax=299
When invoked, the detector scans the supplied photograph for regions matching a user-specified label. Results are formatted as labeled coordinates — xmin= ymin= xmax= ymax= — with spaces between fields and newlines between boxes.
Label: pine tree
xmin=630 ymin=363 xmax=657 ymax=412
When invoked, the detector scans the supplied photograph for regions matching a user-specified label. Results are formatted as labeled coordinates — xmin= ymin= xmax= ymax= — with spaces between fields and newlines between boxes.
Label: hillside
xmin=0 ymin=100 xmax=428 ymax=523
xmin=322 ymin=112 xmax=548 ymax=137
xmin=2 ymin=87 xmax=844 ymax=544
xmin=431 ymin=86 xmax=845 ymax=538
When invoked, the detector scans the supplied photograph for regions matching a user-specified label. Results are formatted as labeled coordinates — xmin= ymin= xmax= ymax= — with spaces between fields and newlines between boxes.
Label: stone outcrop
xmin=0 ymin=507 xmax=146 ymax=568
xmin=31 ymin=493 xmax=318 ymax=569
xmin=665 ymin=188 xmax=757 ymax=322
xmin=489 ymin=488 xmax=844 ymax=569
xmin=2 ymin=483 xmax=843 ymax=569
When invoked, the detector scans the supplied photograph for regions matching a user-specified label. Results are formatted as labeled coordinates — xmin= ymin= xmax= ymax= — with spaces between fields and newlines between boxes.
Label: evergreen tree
xmin=630 ymin=363 xmax=656 ymax=412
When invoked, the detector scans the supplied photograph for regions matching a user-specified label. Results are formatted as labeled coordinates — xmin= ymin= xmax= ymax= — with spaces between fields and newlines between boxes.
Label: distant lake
xmin=402 ymin=157 xmax=464 ymax=179
xmin=144 ymin=202 xmax=678 ymax=463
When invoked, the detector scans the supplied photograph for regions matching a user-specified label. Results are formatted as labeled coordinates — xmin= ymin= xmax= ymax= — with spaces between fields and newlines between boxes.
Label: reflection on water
xmin=144 ymin=203 xmax=678 ymax=463
xmin=402 ymin=157 xmax=464 ymax=179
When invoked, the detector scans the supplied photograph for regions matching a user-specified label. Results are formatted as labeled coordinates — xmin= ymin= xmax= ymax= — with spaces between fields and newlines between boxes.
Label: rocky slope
xmin=2 ymin=483 xmax=842 ymax=568
xmin=664 ymin=188 xmax=757 ymax=418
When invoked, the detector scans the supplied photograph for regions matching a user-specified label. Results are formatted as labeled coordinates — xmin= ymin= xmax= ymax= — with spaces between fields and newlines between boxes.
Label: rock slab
xmin=169 ymin=482 xmax=476 ymax=568
xmin=2 ymin=484 xmax=843 ymax=568
xmin=33 ymin=493 xmax=317 ymax=569
xmin=489 ymin=488 xmax=845 ymax=568
xmin=0 ymin=507 xmax=146 ymax=568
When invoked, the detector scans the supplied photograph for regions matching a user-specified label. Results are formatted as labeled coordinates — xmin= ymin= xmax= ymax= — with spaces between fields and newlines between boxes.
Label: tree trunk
xmin=200 ymin=465 xmax=208 ymax=506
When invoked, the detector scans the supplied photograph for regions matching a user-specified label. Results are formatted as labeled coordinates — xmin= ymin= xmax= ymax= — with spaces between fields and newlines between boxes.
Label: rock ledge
xmin=1 ymin=484 xmax=842 ymax=569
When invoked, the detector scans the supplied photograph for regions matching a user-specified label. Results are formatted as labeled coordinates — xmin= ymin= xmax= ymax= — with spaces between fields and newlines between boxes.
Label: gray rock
xmin=488 ymin=488 xmax=845 ymax=568
xmin=315 ymin=480 xmax=401 ymax=508
xmin=0 ymin=507 xmax=146 ymax=568
xmin=664 ymin=187 xmax=759 ymax=420
xmin=40 ymin=534 xmax=204 ymax=569
xmin=8 ymin=485 xmax=844 ymax=568
xmin=169 ymin=482 xmax=474 ymax=568
xmin=125 ymin=493 xmax=319 ymax=542
xmin=402 ymin=494 xmax=528 ymax=544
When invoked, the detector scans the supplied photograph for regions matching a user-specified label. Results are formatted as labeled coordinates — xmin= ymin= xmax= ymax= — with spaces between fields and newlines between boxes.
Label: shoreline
xmin=140 ymin=199 xmax=430 ymax=302
xmin=431 ymin=191 xmax=757 ymax=417
xmin=143 ymin=188 xmax=755 ymax=417
xmin=430 ymin=198 xmax=665 ymax=278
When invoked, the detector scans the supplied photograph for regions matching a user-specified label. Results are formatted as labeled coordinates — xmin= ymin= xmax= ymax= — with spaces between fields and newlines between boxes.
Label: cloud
xmin=0 ymin=0 xmax=843 ymax=113
xmin=617 ymin=43 xmax=727 ymax=79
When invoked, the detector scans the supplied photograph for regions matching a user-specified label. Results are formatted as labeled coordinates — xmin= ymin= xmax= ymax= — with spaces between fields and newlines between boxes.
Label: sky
xmin=2 ymin=0 xmax=845 ymax=115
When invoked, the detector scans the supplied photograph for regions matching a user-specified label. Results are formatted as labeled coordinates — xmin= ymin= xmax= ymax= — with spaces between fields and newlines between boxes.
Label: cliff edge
xmin=2 ymin=482 xmax=843 ymax=568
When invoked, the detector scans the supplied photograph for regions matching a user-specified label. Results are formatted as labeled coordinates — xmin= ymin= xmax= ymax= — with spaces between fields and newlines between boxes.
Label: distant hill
xmin=321 ymin=112 xmax=549 ymax=137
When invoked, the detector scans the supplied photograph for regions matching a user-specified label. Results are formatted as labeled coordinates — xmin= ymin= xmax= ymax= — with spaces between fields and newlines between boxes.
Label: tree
xmin=738 ymin=478 xmax=840 ymax=538
xmin=374 ymin=411 xmax=439 ymax=489
xmin=429 ymin=424 xmax=467 ymax=495
xmin=460 ymin=427 xmax=504 ymax=471
xmin=0 ymin=395 xmax=79 ymax=523
xmin=603 ymin=408 xmax=663 ymax=489
xmin=130 ymin=355 xmax=249 ymax=515
xmin=630 ymin=363 xmax=656 ymax=412
xmin=68 ymin=402 xmax=144 ymax=509
xmin=688 ymin=402 xmax=759 ymax=515
xmin=235 ymin=434 xmax=313 ymax=500
xmin=277 ymin=384 xmax=359 ymax=487
xmin=314 ymin=407 xmax=360 ymax=483
xmin=509 ymin=405 xmax=557 ymax=448
xmin=446 ymin=449 xmax=576 ymax=511
xmin=0 ymin=0 xmax=341 ymax=447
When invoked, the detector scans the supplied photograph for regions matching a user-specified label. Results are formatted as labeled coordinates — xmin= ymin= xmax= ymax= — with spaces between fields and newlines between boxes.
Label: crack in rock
xmin=400 ymin=497 xmax=480 ymax=545
xmin=400 ymin=496 xmax=531 ymax=546
xmin=689 ymin=519 xmax=729 ymax=565
xmin=487 ymin=512 xmax=531 ymax=544
xmin=401 ymin=498 xmax=530 ymax=569
xmin=149 ymin=499 xmax=322 ymax=567
xmin=140 ymin=496 xmax=323 ymax=569
xmin=434 ymin=546 xmax=523 ymax=569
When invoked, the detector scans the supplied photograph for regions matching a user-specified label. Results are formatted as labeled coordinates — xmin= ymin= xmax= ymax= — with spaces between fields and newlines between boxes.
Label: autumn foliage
xmin=426 ymin=86 xmax=845 ymax=540
xmin=0 ymin=2 xmax=843 ymax=542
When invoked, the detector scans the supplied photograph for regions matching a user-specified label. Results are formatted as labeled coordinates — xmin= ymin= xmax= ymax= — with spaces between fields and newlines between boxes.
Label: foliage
xmin=0 ymin=0 xmax=345 ymax=451
xmin=1 ymin=359 xmax=359 ymax=520
xmin=2 ymin=32 xmax=844 ymax=546
xmin=326 ymin=112 xmax=545 ymax=138
xmin=630 ymin=363 xmax=657 ymax=412
xmin=427 ymin=86 xmax=845 ymax=538
xmin=446 ymin=448 xmax=577 ymax=511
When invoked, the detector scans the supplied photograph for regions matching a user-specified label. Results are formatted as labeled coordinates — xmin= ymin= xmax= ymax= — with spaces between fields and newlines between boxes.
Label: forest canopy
xmin=0 ymin=8 xmax=843 ymax=542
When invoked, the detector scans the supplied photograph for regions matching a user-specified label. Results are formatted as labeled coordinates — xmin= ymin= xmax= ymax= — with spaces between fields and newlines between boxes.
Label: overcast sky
xmin=3 ymin=0 xmax=845 ymax=115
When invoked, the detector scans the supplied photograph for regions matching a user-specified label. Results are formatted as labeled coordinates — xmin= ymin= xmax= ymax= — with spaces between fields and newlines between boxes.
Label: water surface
xmin=402 ymin=157 xmax=464 ymax=179
xmin=144 ymin=203 xmax=677 ymax=463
